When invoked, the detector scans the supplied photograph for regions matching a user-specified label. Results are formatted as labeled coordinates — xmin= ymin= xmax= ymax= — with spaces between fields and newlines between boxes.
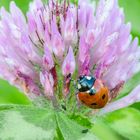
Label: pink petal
xmin=10 ymin=1 xmax=26 ymax=30
xmin=43 ymin=45 xmax=54 ymax=70
xmin=61 ymin=5 xmax=77 ymax=45
xmin=62 ymin=47 xmax=75 ymax=76
xmin=40 ymin=72 xmax=54 ymax=98
xmin=51 ymin=19 xmax=65 ymax=58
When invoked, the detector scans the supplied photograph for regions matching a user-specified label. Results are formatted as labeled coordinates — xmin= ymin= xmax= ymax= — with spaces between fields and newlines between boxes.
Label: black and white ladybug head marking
xmin=77 ymin=75 xmax=96 ymax=92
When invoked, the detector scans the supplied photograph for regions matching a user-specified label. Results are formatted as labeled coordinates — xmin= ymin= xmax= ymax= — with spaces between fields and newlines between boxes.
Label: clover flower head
xmin=0 ymin=0 xmax=140 ymax=115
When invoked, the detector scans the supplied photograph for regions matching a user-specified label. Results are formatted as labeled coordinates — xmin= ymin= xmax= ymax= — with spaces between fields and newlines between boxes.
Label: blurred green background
xmin=0 ymin=0 xmax=140 ymax=140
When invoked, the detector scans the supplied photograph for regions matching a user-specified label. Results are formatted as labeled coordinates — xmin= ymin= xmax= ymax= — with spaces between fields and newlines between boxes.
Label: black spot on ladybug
xmin=82 ymin=129 xmax=88 ymax=133
xmin=91 ymin=102 xmax=97 ymax=106
xmin=102 ymin=94 xmax=106 ymax=99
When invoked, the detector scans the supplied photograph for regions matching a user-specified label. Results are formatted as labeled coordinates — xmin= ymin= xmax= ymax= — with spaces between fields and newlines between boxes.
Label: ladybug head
xmin=77 ymin=75 xmax=96 ymax=92
xmin=79 ymin=75 xmax=84 ymax=80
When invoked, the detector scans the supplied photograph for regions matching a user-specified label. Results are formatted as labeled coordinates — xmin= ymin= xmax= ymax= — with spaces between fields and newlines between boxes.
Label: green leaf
xmin=0 ymin=105 xmax=99 ymax=139
xmin=55 ymin=112 xmax=98 ymax=140
xmin=69 ymin=114 xmax=92 ymax=129
xmin=104 ymin=107 xmax=140 ymax=140
xmin=131 ymin=102 xmax=140 ymax=110
xmin=91 ymin=119 xmax=125 ymax=140
xmin=0 ymin=79 xmax=30 ymax=104
xmin=0 ymin=105 xmax=56 ymax=140
xmin=69 ymin=114 xmax=124 ymax=140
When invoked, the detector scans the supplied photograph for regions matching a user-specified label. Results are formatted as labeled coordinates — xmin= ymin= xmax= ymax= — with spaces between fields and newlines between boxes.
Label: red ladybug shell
xmin=77 ymin=79 xmax=109 ymax=109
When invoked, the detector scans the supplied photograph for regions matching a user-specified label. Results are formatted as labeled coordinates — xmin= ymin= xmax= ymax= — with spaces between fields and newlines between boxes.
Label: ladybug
xmin=77 ymin=75 xmax=109 ymax=109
